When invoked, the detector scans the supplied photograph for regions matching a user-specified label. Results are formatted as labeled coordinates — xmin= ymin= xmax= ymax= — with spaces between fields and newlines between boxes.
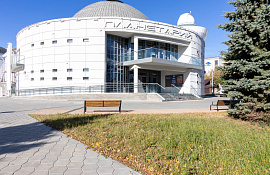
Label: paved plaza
xmin=0 ymin=97 xmax=228 ymax=175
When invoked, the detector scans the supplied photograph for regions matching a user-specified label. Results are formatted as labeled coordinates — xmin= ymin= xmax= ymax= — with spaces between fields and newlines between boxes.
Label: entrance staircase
xmin=159 ymin=93 xmax=200 ymax=101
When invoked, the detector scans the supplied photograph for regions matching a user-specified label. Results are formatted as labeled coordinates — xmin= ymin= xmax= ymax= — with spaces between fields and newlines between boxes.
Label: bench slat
xmin=85 ymin=101 xmax=103 ymax=107
xmin=104 ymin=101 xmax=121 ymax=107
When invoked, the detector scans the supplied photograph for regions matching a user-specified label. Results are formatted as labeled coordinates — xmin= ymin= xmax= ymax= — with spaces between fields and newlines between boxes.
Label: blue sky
xmin=0 ymin=0 xmax=233 ymax=58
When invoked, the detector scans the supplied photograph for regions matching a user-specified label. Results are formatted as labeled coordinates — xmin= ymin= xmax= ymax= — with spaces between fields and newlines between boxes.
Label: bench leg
xmin=217 ymin=106 xmax=219 ymax=112
xmin=84 ymin=101 xmax=86 ymax=114
xmin=210 ymin=105 xmax=211 ymax=110
xmin=119 ymin=106 xmax=121 ymax=113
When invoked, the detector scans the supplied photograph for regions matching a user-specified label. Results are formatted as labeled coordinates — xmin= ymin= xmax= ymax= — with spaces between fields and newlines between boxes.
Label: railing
xmin=15 ymin=83 xmax=167 ymax=96
xmin=12 ymin=55 xmax=25 ymax=65
xmin=138 ymin=48 xmax=179 ymax=62
xmin=190 ymin=85 xmax=201 ymax=99
xmin=171 ymin=84 xmax=201 ymax=98
xmin=189 ymin=57 xmax=202 ymax=66
xmin=171 ymin=84 xmax=181 ymax=94
xmin=123 ymin=47 xmax=202 ymax=67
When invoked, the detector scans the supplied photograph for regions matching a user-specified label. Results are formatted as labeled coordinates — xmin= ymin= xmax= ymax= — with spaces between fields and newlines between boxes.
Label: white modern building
xmin=12 ymin=0 xmax=208 ymax=99
xmin=204 ymin=56 xmax=224 ymax=75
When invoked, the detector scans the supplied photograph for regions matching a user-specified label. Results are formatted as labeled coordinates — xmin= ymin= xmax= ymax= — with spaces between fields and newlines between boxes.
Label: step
xmin=159 ymin=93 xmax=199 ymax=101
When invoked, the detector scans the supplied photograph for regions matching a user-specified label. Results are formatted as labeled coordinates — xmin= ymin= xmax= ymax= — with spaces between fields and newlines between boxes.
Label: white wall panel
xmin=43 ymin=23 xmax=55 ymax=33
xmin=70 ymin=29 xmax=87 ymax=38
xmin=70 ymin=20 xmax=87 ymax=30
xmin=55 ymin=46 xmax=69 ymax=55
xmin=55 ymin=30 xmax=70 ymax=39
xmin=55 ymin=21 xmax=70 ymax=31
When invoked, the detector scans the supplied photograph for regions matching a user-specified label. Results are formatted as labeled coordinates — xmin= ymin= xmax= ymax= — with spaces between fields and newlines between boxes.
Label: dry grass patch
xmin=31 ymin=112 xmax=270 ymax=175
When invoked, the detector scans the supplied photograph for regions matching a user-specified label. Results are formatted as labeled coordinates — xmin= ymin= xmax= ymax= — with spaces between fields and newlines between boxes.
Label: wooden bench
xmin=84 ymin=100 xmax=122 ymax=113
xmin=210 ymin=100 xmax=240 ymax=111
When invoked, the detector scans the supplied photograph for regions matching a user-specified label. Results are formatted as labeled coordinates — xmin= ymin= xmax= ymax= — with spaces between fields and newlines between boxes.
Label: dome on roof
xmin=177 ymin=13 xmax=195 ymax=26
xmin=73 ymin=0 xmax=149 ymax=20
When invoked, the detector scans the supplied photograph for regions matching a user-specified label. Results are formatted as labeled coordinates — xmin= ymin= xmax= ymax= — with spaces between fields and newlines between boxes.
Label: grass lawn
xmin=31 ymin=112 xmax=270 ymax=175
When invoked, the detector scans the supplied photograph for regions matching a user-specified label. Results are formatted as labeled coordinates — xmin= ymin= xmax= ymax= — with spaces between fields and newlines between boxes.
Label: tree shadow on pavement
xmin=37 ymin=114 xmax=113 ymax=131
xmin=0 ymin=122 xmax=57 ymax=155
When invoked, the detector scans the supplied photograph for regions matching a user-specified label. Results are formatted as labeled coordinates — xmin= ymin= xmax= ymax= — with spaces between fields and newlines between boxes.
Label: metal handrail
xmin=171 ymin=84 xmax=181 ymax=94
xmin=171 ymin=84 xmax=201 ymax=98
xmin=122 ymin=47 xmax=202 ymax=66
xmin=15 ymin=83 xmax=167 ymax=96
xmin=190 ymin=85 xmax=201 ymax=99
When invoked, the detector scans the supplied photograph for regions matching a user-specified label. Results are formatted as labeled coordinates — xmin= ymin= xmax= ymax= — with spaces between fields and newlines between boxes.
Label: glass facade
xmin=138 ymin=40 xmax=178 ymax=61
xmin=106 ymin=34 xmax=132 ymax=85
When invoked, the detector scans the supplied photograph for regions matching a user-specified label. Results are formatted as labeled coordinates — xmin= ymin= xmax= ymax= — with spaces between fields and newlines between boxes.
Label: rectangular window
xmin=83 ymin=77 xmax=89 ymax=80
xmin=52 ymin=69 xmax=57 ymax=72
xmin=31 ymin=78 xmax=34 ymax=81
xmin=215 ymin=60 xmax=219 ymax=65
xmin=67 ymin=68 xmax=73 ymax=72
xmin=40 ymin=77 xmax=44 ymax=81
xmin=31 ymin=44 xmax=34 ymax=47
xmin=67 ymin=77 xmax=72 ymax=80
xmin=52 ymin=40 xmax=57 ymax=44
xmin=67 ymin=39 xmax=73 ymax=43
xmin=52 ymin=77 xmax=57 ymax=81
xmin=83 ymin=38 xmax=89 ymax=42
xmin=40 ymin=70 xmax=44 ymax=73
xmin=40 ymin=42 xmax=44 ymax=45
xmin=83 ymin=68 xmax=89 ymax=72
xmin=31 ymin=70 xmax=34 ymax=74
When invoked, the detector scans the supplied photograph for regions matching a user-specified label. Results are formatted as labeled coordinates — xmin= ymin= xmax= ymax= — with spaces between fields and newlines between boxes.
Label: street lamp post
xmin=211 ymin=68 xmax=214 ymax=94
xmin=205 ymin=61 xmax=214 ymax=95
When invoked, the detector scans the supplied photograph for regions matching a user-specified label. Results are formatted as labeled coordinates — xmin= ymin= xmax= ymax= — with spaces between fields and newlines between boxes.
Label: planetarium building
xmin=14 ymin=0 xmax=208 ymax=100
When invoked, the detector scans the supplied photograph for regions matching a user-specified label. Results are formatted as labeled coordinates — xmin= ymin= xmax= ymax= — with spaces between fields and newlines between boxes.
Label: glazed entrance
xmin=138 ymin=69 xmax=161 ymax=84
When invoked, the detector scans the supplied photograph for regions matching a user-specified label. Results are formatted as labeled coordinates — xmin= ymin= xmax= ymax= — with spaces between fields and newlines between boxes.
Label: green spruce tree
xmin=219 ymin=0 xmax=270 ymax=122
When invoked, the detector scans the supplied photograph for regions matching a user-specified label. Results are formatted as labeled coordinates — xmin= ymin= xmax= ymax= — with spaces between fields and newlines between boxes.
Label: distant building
xmin=204 ymin=56 xmax=224 ymax=74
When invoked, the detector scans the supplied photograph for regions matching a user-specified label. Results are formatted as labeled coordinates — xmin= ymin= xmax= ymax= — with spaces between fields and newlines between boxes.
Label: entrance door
xmin=138 ymin=69 xmax=161 ymax=93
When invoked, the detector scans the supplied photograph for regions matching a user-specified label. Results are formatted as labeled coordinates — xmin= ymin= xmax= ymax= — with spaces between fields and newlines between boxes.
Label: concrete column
xmin=133 ymin=65 xmax=139 ymax=93
xmin=6 ymin=43 xmax=12 ymax=97
xmin=134 ymin=36 xmax=138 ymax=60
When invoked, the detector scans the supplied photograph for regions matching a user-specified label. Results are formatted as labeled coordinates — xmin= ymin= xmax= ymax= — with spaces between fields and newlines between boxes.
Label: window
xmin=67 ymin=77 xmax=72 ymax=80
xmin=40 ymin=42 xmax=44 ymax=45
xmin=67 ymin=68 xmax=73 ymax=72
xmin=40 ymin=70 xmax=44 ymax=73
xmin=40 ymin=77 xmax=44 ymax=81
xmin=31 ymin=70 xmax=34 ymax=74
xmin=67 ymin=39 xmax=73 ymax=43
xmin=52 ymin=77 xmax=57 ymax=81
xmin=83 ymin=68 xmax=89 ymax=72
xmin=215 ymin=60 xmax=219 ymax=65
xmin=31 ymin=78 xmax=34 ymax=81
xmin=52 ymin=69 xmax=57 ymax=72
xmin=52 ymin=40 xmax=57 ymax=44
xmin=83 ymin=77 xmax=89 ymax=80
xmin=31 ymin=44 xmax=34 ymax=47
xmin=83 ymin=38 xmax=89 ymax=42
